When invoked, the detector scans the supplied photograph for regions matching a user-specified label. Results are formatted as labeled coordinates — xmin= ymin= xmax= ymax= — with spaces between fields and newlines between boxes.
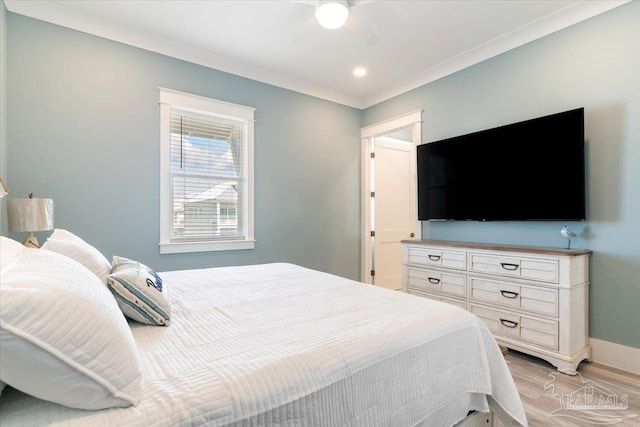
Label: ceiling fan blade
xmin=345 ymin=12 xmax=379 ymax=46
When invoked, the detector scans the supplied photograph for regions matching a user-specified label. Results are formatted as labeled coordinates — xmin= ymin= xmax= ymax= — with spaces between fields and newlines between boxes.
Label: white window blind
xmin=159 ymin=88 xmax=255 ymax=254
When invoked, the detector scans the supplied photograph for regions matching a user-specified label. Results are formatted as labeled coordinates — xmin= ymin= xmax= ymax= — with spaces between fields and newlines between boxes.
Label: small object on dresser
xmin=561 ymin=225 xmax=577 ymax=249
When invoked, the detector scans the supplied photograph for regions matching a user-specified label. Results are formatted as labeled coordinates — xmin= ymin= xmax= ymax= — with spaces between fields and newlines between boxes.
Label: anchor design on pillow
xmin=146 ymin=268 xmax=163 ymax=292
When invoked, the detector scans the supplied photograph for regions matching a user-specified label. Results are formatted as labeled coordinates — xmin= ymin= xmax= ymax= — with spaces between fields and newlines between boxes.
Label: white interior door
xmin=371 ymin=137 xmax=416 ymax=290
xmin=361 ymin=110 xmax=422 ymax=289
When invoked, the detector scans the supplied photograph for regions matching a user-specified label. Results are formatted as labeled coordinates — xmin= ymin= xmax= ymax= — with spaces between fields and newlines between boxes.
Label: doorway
xmin=361 ymin=110 xmax=422 ymax=290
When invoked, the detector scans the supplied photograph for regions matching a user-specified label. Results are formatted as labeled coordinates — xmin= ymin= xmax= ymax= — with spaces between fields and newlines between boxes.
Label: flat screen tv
xmin=417 ymin=108 xmax=586 ymax=221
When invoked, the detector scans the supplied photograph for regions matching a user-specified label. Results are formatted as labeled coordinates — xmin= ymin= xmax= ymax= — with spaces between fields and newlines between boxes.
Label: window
xmin=159 ymin=88 xmax=255 ymax=253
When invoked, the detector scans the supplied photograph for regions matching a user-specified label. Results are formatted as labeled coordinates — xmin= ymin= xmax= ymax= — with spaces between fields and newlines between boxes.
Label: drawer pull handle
xmin=500 ymin=319 xmax=519 ymax=328
xmin=500 ymin=290 xmax=519 ymax=299
xmin=428 ymin=255 xmax=441 ymax=261
xmin=428 ymin=277 xmax=441 ymax=284
xmin=500 ymin=262 xmax=519 ymax=271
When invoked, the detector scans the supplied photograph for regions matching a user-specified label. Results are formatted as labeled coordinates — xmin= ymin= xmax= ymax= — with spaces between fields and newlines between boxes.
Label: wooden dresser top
xmin=401 ymin=239 xmax=592 ymax=256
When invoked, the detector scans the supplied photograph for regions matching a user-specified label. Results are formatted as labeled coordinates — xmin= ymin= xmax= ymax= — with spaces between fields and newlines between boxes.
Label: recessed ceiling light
xmin=315 ymin=1 xmax=350 ymax=30
xmin=353 ymin=67 xmax=367 ymax=77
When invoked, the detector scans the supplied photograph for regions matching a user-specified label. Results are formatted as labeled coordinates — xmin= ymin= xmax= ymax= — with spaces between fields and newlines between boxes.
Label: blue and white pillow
xmin=106 ymin=256 xmax=171 ymax=326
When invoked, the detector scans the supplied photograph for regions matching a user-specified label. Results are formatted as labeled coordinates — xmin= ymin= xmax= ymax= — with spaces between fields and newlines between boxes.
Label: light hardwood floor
xmin=501 ymin=350 xmax=640 ymax=426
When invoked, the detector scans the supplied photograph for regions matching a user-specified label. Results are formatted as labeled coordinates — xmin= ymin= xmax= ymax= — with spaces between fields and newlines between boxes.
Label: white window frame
xmin=158 ymin=87 xmax=255 ymax=254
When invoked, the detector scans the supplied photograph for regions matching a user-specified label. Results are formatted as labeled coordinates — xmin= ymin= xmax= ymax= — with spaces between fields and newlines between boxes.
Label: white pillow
xmin=0 ymin=237 xmax=24 ymax=272
xmin=107 ymin=256 xmax=171 ymax=326
xmin=41 ymin=229 xmax=111 ymax=282
xmin=0 ymin=248 xmax=142 ymax=410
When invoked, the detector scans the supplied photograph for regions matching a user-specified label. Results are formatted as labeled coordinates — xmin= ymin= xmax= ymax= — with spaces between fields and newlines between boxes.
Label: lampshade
xmin=7 ymin=197 xmax=54 ymax=232
xmin=315 ymin=0 xmax=349 ymax=29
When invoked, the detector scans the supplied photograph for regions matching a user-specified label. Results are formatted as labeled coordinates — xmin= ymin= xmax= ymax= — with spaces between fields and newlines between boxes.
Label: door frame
xmin=360 ymin=110 xmax=423 ymax=283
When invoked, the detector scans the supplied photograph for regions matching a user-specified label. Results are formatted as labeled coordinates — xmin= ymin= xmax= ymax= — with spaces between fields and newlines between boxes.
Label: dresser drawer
xmin=407 ymin=267 xmax=466 ymax=298
xmin=406 ymin=246 xmax=467 ymax=270
xmin=469 ymin=252 xmax=559 ymax=283
xmin=470 ymin=277 xmax=558 ymax=317
xmin=408 ymin=289 xmax=467 ymax=310
xmin=471 ymin=304 xmax=558 ymax=350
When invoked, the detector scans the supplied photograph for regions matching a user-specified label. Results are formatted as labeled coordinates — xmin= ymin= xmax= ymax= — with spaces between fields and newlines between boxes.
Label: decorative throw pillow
xmin=0 ymin=247 xmax=142 ymax=410
xmin=41 ymin=229 xmax=111 ymax=282
xmin=107 ymin=256 xmax=171 ymax=326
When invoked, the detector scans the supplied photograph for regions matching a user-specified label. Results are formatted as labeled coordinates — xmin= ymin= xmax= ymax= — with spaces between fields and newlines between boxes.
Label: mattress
xmin=0 ymin=263 xmax=527 ymax=426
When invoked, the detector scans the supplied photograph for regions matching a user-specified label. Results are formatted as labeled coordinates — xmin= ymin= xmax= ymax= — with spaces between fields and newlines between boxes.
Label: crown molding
xmin=359 ymin=0 xmax=629 ymax=108
xmin=4 ymin=0 xmax=630 ymax=110
xmin=3 ymin=0 xmax=362 ymax=109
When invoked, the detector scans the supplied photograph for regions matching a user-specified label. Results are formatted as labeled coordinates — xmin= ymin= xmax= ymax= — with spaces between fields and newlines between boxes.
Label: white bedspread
xmin=0 ymin=263 xmax=527 ymax=426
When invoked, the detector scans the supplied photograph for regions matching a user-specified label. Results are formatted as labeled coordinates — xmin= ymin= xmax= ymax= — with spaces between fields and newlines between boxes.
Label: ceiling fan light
xmin=353 ymin=67 xmax=367 ymax=77
xmin=315 ymin=1 xmax=349 ymax=30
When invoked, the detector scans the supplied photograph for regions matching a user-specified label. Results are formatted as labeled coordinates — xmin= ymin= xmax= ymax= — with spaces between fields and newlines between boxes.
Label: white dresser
xmin=402 ymin=239 xmax=592 ymax=374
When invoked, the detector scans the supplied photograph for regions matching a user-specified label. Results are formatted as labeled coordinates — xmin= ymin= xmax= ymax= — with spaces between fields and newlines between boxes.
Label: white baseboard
xmin=590 ymin=337 xmax=640 ymax=375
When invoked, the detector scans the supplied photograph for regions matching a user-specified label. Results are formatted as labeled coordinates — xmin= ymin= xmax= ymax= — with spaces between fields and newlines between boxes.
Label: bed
xmin=0 ymin=234 xmax=527 ymax=426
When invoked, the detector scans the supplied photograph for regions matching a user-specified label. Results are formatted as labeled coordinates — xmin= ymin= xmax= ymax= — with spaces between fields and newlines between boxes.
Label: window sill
xmin=159 ymin=240 xmax=255 ymax=254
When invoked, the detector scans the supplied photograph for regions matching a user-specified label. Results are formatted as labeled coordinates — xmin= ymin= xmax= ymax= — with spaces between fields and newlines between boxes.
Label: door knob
xmin=410 ymin=232 xmax=415 ymax=238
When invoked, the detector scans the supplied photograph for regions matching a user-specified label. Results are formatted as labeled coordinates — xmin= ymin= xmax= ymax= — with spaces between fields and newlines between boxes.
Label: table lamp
xmin=7 ymin=193 xmax=54 ymax=248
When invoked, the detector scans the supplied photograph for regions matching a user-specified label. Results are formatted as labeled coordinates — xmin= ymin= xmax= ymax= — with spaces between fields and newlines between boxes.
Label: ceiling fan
xmin=297 ymin=0 xmax=379 ymax=46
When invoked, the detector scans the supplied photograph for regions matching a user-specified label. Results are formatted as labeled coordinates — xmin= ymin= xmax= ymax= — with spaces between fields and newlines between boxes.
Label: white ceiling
xmin=4 ymin=0 xmax=628 ymax=109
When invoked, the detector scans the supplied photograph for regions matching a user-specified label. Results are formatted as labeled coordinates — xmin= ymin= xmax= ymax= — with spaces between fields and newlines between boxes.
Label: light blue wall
xmin=6 ymin=13 xmax=362 ymax=279
xmin=363 ymin=3 xmax=640 ymax=349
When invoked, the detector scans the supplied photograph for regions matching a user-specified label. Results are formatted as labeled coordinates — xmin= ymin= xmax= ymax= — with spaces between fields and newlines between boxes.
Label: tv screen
xmin=417 ymin=108 xmax=586 ymax=221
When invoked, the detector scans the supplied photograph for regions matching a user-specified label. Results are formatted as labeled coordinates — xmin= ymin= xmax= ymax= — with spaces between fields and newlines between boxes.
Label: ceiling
xmin=4 ymin=0 xmax=627 ymax=109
